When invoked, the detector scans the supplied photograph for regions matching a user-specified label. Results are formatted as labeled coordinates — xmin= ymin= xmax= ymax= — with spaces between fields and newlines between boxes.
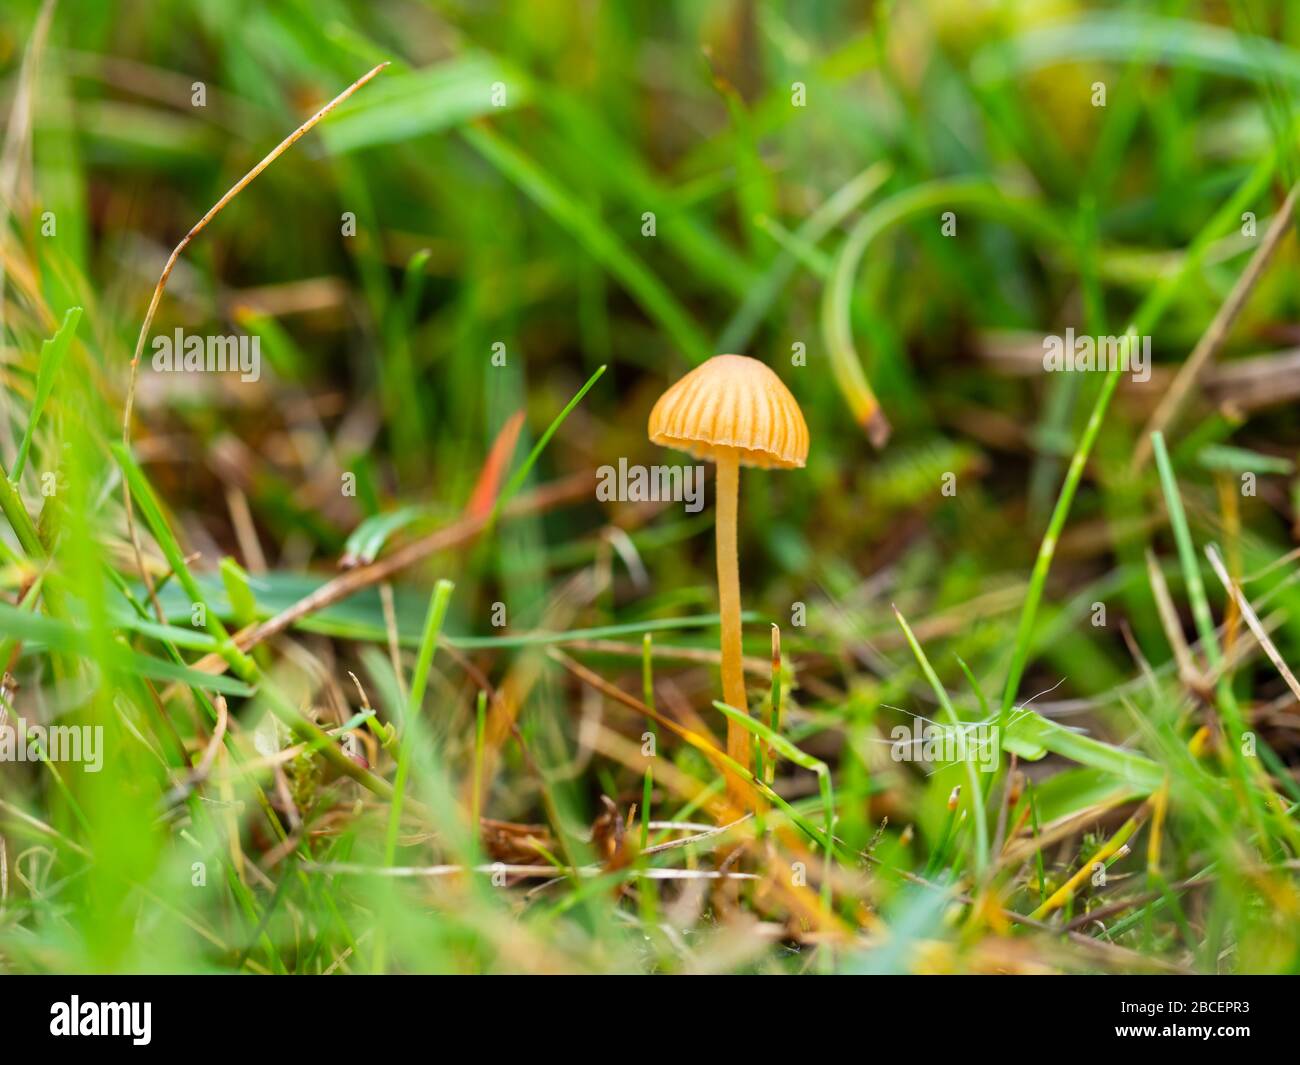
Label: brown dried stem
xmin=1132 ymin=181 xmax=1299 ymax=470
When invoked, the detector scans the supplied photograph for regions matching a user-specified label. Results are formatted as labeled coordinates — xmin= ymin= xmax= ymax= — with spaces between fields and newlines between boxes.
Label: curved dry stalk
xmin=120 ymin=62 xmax=389 ymax=620
xmin=1132 ymin=181 xmax=1300 ymax=471
xmin=191 ymin=693 xmax=228 ymax=778
xmin=1206 ymin=543 xmax=1300 ymax=703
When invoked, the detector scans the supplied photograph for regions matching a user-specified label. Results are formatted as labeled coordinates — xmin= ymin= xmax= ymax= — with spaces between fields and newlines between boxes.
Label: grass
xmin=1 ymin=0 xmax=1300 ymax=975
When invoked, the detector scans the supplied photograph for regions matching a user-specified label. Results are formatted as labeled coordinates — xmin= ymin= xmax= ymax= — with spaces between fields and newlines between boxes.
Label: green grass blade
xmin=13 ymin=306 xmax=81 ymax=480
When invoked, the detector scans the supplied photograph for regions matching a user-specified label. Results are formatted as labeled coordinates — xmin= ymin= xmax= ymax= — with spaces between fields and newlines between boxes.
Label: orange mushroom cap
xmin=648 ymin=354 xmax=810 ymax=469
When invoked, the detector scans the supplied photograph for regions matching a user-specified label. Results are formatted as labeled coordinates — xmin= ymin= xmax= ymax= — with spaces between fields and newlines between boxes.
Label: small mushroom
xmin=648 ymin=354 xmax=809 ymax=801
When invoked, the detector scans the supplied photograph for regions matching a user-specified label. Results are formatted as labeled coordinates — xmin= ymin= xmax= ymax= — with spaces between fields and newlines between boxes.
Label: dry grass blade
xmin=180 ymin=474 xmax=589 ymax=681
xmin=302 ymin=861 xmax=760 ymax=881
xmin=1133 ymin=181 xmax=1300 ymax=469
xmin=1145 ymin=548 xmax=1204 ymax=687
xmin=1206 ymin=544 xmax=1300 ymax=702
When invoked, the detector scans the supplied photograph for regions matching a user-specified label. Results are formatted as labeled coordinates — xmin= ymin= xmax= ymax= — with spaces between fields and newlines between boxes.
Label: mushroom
xmin=648 ymin=354 xmax=809 ymax=801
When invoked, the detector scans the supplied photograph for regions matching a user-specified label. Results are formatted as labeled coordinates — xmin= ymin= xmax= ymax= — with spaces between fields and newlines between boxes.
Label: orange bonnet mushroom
xmin=648 ymin=354 xmax=809 ymax=802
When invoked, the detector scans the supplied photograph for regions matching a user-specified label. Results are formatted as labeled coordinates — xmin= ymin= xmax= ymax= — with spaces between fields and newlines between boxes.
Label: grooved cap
xmin=648 ymin=354 xmax=809 ymax=469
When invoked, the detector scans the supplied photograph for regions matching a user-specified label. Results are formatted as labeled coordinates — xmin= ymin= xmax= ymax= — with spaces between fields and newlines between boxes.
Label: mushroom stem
xmin=714 ymin=450 xmax=749 ymax=798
